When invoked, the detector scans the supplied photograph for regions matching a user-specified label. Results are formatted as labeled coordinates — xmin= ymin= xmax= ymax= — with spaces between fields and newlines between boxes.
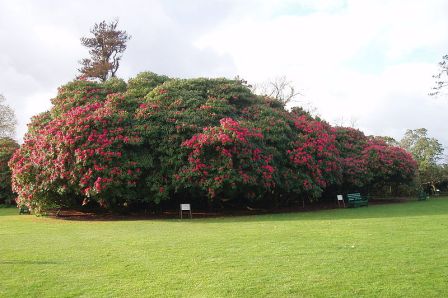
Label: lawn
xmin=1 ymin=198 xmax=448 ymax=297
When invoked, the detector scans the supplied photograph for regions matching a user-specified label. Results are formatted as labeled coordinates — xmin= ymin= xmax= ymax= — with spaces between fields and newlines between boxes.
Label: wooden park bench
xmin=347 ymin=193 xmax=368 ymax=208
xmin=19 ymin=205 xmax=30 ymax=215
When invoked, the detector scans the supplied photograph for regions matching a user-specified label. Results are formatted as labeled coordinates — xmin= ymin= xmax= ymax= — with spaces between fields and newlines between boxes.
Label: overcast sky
xmin=1 ymin=0 xmax=447 ymax=148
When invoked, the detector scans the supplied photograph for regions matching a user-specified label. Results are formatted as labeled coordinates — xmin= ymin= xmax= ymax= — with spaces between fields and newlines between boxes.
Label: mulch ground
xmin=43 ymin=197 xmax=413 ymax=221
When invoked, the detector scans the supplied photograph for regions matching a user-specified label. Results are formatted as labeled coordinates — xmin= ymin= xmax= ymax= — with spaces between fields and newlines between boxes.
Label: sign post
xmin=180 ymin=204 xmax=192 ymax=219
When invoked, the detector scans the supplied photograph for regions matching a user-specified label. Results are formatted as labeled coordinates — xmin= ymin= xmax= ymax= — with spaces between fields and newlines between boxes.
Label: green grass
xmin=1 ymin=198 xmax=448 ymax=297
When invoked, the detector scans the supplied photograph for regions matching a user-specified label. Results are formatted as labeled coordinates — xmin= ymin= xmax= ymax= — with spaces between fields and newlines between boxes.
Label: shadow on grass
xmin=186 ymin=198 xmax=448 ymax=224
xmin=3 ymin=198 xmax=447 ymax=224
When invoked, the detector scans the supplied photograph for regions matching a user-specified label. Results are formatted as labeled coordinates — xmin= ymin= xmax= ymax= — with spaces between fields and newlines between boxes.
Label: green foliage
xmin=127 ymin=71 xmax=171 ymax=97
xmin=400 ymin=128 xmax=444 ymax=188
xmin=400 ymin=128 xmax=444 ymax=171
xmin=374 ymin=135 xmax=400 ymax=147
xmin=0 ymin=138 xmax=18 ymax=204
xmin=102 ymin=77 xmax=127 ymax=93
xmin=134 ymin=77 xmax=257 ymax=205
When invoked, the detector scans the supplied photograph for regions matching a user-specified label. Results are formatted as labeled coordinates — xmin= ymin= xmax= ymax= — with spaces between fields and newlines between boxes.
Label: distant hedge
xmin=0 ymin=138 xmax=19 ymax=204
xmin=9 ymin=72 xmax=417 ymax=212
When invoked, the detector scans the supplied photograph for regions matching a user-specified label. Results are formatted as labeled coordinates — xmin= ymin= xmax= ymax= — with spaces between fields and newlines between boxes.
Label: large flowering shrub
xmin=334 ymin=127 xmax=417 ymax=193
xmin=363 ymin=138 xmax=417 ymax=185
xmin=10 ymin=81 xmax=143 ymax=211
xmin=9 ymin=73 xmax=418 ymax=212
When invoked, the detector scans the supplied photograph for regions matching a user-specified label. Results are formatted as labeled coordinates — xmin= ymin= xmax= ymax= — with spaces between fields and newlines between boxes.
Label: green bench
xmin=418 ymin=191 xmax=429 ymax=201
xmin=19 ymin=205 xmax=30 ymax=215
xmin=347 ymin=193 xmax=368 ymax=208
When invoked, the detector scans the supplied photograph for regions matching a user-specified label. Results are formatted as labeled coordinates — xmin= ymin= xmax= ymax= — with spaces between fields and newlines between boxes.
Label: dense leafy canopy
xmin=9 ymin=72 xmax=417 ymax=212
xmin=400 ymin=128 xmax=444 ymax=172
xmin=0 ymin=138 xmax=19 ymax=204
xmin=79 ymin=20 xmax=131 ymax=82
xmin=400 ymin=128 xmax=445 ymax=192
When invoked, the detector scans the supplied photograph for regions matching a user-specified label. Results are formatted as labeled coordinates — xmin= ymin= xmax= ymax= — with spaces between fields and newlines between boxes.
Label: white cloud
xmin=195 ymin=0 xmax=448 ymax=146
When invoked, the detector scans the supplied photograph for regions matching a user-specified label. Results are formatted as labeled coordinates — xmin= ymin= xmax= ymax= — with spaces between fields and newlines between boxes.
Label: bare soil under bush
xmin=39 ymin=197 xmax=414 ymax=221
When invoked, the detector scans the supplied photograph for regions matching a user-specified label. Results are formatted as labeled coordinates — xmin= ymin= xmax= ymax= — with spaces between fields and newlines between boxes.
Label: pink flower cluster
xmin=9 ymin=85 xmax=143 ymax=207
xmin=181 ymin=117 xmax=274 ymax=198
xmin=287 ymin=115 xmax=341 ymax=191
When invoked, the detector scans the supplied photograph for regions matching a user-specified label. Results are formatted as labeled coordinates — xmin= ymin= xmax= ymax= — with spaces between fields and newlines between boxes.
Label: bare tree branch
xmin=429 ymin=54 xmax=448 ymax=97
xmin=0 ymin=94 xmax=16 ymax=138
xmin=252 ymin=76 xmax=302 ymax=105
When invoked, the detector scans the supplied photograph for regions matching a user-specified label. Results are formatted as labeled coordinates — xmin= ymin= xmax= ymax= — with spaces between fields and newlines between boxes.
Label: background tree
xmin=363 ymin=137 xmax=417 ymax=196
xmin=79 ymin=19 xmax=131 ymax=82
xmin=0 ymin=137 xmax=19 ymax=205
xmin=0 ymin=94 xmax=16 ymax=138
xmin=400 ymin=128 xmax=444 ymax=192
xmin=430 ymin=54 xmax=448 ymax=96
xmin=373 ymin=135 xmax=400 ymax=147
xmin=400 ymin=129 xmax=443 ymax=170
xmin=252 ymin=76 xmax=301 ymax=105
